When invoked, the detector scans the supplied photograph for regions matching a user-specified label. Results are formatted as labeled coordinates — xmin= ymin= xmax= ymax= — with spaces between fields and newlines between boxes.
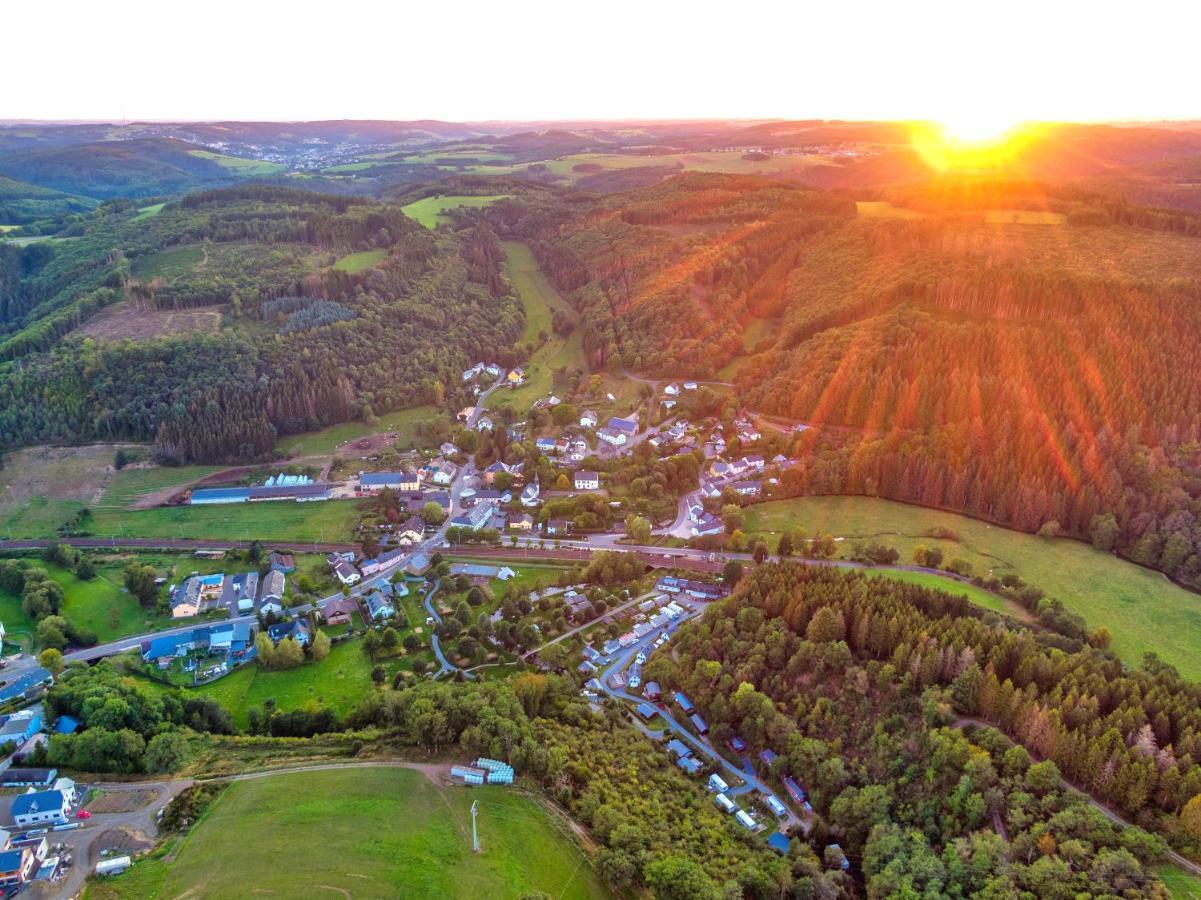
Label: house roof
xmin=608 ymin=417 xmax=638 ymax=433
xmin=574 ymin=470 xmax=599 ymax=482
xmin=12 ymin=789 xmax=64 ymax=817
xmin=0 ymin=668 xmax=53 ymax=703
xmin=54 ymin=716 xmax=79 ymax=735
xmin=0 ymin=849 xmax=25 ymax=873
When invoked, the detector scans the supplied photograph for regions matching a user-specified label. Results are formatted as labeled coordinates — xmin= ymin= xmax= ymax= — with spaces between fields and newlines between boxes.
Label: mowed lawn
xmin=84 ymin=499 xmax=361 ymax=544
xmin=401 ymin=194 xmax=510 ymax=228
xmin=332 ymin=247 xmax=387 ymax=273
xmin=275 ymin=404 xmax=446 ymax=457
xmin=192 ymin=639 xmax=375 ymax=727
xmin=487 ymin=242 xmax=584 ymax=412
xmin=745 ymin=496 xmax=1201 ymax=678
xmin=1157 ymin=865 xmax=1201 ymax=899
xmin=863 ymin=568 xmax=1023 ymax=619
xmin=93 ymin=768 xmax=610 ymax=900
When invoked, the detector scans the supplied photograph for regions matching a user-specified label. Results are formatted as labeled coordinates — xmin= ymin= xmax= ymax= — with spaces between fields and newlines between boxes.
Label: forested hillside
xmin=0 ymin=185 xmax=522 ymax=461
xmin=651 ymin=563 xmax=1200 ymax=896
xmin=487 ymin=174 xmax=1201 ymax=591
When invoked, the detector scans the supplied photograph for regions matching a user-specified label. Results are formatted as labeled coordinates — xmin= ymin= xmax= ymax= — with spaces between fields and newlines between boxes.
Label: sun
xmin=909 ymin=115 xmax=1036 ymax=172
xmin=938 ymin=113 xmax=1023 ymax=145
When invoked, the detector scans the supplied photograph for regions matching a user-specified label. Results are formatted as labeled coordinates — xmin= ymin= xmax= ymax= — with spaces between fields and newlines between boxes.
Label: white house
xmin=598 ymin=427 xmax=627 ymax=447
xmin=573 ymin=470 xmax=600 ymax=491
xmin=12 ymin=789 xmax=69 ymax=828
xmin=579 ymin=410 xmax=598 ymax=428
xmin=683 ymin=381 xmax=698 ymax=391
xmin=521 ymin=479 xmax=541 ymax=507
xmin=476 ymin=416 xmax=494 ymax=432
xmin=664 ymin=383 xmax=680 ymax=397
xmin=334 ymin=561 xmax=361 ymax=586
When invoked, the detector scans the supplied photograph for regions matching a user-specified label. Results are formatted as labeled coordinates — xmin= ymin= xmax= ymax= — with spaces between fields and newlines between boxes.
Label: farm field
xmin=744 ymin=495 xmax=1201 ymax=678
xmin=191 ymin=638 xmax=375 ymax=727
xmin=89 ymin=768 xmax=610 ymax=900
xmin=487 ymin=242 xmax=585 ymax=412
xmin=401 ymin=194 xmax=510 ymax=228
xmin=82 ymin=498 xmax=361 ymax=544
xmin=186 ymin=148 xmax=286 ymax=176
xmin=0 ymin=444 xmax=150 ymax=538
xmin=275 ymin=404 xmax=445 ymax=457
xmin=96 ymin=465 xmax=226 ymax=508
xmin=332 ymin=247 xmax=387 ymax=272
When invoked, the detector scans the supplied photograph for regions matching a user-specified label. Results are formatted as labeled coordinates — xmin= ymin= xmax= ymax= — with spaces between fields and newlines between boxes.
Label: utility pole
xmin=470 ymin=800 xmax=480 ymax=852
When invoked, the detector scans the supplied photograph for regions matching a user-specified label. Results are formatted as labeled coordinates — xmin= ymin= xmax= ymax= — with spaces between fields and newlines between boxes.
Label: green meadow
xmin=89 ymin=767 xmax=610 ymax=900
xmin=332 ymin=247 xmax=387 ymax=273
xmin=275 ymin=404 xmax=445 ymax=457
xmin=84 ymin=499 xmax=361 ymax=544
xmin=487 ymin=242 xmax=585 ymax=411
xmin=401 ymin=194 xmax=510 ymax=228
xmin=745 ymin=495 xmax=1201 ymax=678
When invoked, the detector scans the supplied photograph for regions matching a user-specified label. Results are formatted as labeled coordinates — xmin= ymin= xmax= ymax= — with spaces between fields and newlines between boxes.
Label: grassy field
xmin=275 ymin=404 xmax=445 ymax=457
xmin=131 ymin=244 xmax=206 ymax=279
xmin=187 ymin=148 xmax=286 ymax=176
xmin=1158 ymin=865 xmax=1201 ymax=899
xmin=332 ymin=247 xmax=388 ymax=273
xmin=744 ymin=496 xmax=1201 ymax=678
xmin=401 ymin=194 xmax=510 ymax=228
xmin=132 ymin=202 xmax=164 ymax=221
xmin=863 ymin=568 xmax=1021 ymax=618
xmin=89 ymin=768 xmax=609 ymax=900
xmin=49 ymin=563 xmax=171 ymax=643
xmin=83 ymin=499 xmax=361 ymax=544
xmin=487 ymin=242 xmax=585 ymax=412
xmin=96 ymin=465 xmax=225 ymax=508
xmin=192 ymin=638 xmax=375 ymax=726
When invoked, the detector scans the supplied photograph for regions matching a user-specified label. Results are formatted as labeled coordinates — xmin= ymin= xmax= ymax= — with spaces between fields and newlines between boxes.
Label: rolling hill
xmin=0 ymin=174 xmax=96 ymax=224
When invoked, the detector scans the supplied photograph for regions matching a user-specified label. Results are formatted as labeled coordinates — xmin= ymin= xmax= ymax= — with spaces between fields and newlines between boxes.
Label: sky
xmin=6 ymin=0 xmax=1200 ymax=125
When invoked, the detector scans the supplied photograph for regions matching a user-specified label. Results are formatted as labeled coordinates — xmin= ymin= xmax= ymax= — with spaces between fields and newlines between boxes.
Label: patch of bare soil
xmin=94 ymin=825 xmax=156 ymax=858
xmin=71 ymin=301 xmax=222 ymax=342
xmin=89 ymin=790 xmax=157 ymax=814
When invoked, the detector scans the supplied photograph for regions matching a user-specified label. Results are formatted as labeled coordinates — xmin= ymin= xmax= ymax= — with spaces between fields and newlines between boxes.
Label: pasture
xmin=744 ymin=495 xmax=1201 ymax=678
xmin=191 ymin=638 xmax=375 ymax=727
xmin=1158 ymin=865 xmax=1201 ymax=899
xmin=186 ymin=148 xmax=285 ymax=176
xmin=275 ymin=404 xmax=445 ymax=457
xmin=401 ymin=194 xmax=510 ymax=228
xmin=487 ymin=242 xmax=585 ymax=411
xmin=90 ymin=768 xmax=609 ymax=900
xmin=332 ymin=247 xmax=387 ymax=272
xmin=84 ymin=498 xmax=361 ymax=544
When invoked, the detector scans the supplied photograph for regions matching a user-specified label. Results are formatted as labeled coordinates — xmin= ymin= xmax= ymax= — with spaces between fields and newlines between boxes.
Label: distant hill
xmin=0 ymin=138 xmax=273 ymax=199
xmin=0 ymin=175 xmax=96 ymax=224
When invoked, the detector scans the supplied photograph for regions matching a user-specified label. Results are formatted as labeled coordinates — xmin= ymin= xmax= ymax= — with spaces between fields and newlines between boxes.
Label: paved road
xmin=520 ymin=591 xmax=655 ymax=660
xmin=421 ymin=578 xmax=469 ymax=679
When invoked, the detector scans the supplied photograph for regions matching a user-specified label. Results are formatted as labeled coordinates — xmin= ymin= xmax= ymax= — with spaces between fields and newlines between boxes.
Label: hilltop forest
xmin=483 ymin=173 xmax=1201 ymax=592
xmin=0 ymin=186 xmax=521 ymax=461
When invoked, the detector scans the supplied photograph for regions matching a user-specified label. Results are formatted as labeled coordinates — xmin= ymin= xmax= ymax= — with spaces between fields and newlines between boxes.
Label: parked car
xmin=76 ymin=810 xmax=91 ymax=820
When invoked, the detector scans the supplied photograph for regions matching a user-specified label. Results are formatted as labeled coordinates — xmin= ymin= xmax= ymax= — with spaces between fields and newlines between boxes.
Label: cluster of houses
xmin=0 ymin=805 xmax=66 ymax=888
xmin=462 ymin=361 xmax=524 ymax=389
xmin=141 ymin=621 xmax=257 ymax=675
xmin=169 ymin=552 xmax=294 ymax=619
xmin=327 ymin=546 xmax=432 ymax=588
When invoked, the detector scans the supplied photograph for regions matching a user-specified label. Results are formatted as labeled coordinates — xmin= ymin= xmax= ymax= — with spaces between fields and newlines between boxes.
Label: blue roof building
xmin=12 ymin=789 xmax=68 ymax=827
xmin=767 ymin=832 xmax=791 ymax=854
xmin=190 ymin=487 xmax=251 ymax=505
xmin=53 ymin=715 xmax=80 ymax=735
xmin=0 ymin=668 xmax=53 ymax=704
xmin=608 ymin=417 xmax=638 ymax=434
